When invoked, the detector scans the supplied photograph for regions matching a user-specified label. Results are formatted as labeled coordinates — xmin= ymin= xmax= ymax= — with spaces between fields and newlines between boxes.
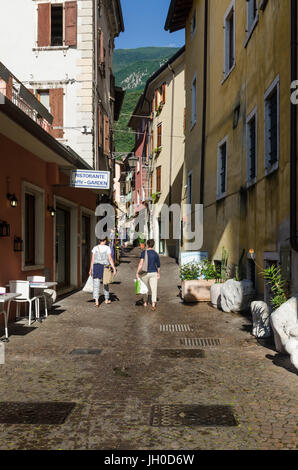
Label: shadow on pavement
xmin=266 ymin=353 xmax=298 ymax=375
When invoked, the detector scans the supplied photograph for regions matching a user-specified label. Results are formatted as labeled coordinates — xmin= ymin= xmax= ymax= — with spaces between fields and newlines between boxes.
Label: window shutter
xmin=65 ymin=1 xmax=77 ymax=46
xmin=156 ymin=166 xmax=161 ymax=193
xmin=104 ymin=115 xmax=110 ymax=155
xmin=99 ymin=31 xmax=104 ymax=64
xmin=155 ymin=90 xmax=158 ymax=111
xmin=98 ymin=106 xmax=102 ymax=148
xmin=162 ymin=83 xmax=166 ymax=104
xmin=49 ymin=89 xmax=64 ymax=139
xmin=157 ymin=124 xmax=162 ymax=148
xmin=38 ymin=3 xmax=51 ymax=47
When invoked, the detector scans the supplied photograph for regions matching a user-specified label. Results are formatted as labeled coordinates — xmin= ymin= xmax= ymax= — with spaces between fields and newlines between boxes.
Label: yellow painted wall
xmin=184 ymin=0 xmax=293 ymax=293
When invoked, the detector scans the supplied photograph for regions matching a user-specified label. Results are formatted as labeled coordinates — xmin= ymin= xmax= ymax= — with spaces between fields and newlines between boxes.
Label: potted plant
xmin=156 ymin=103 xmax=163 ymax=116
xmin=210 ymin=247 xmax=230 ymax=308
xmin=180 ymin=260 xmax=218 ymax=303
xmin=150 ymin=192 xmax=161 ymax=204
xmin=138 ymin=233 xmax=146 ymax=249
xmin=153 ymin=146 xmax=162 ymax=156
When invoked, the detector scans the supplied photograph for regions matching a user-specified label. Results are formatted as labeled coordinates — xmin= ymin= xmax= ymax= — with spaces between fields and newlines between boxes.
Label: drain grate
xmin=0 ymin=402 xmax=76 ymax=425
xmin=180 ymin=338 xmax=220 ymax=347
xmin=160 ymin=324 xmax=193 ymax=332
xmin=154 ymin=349 xmax=205 ymax=358
xmin=70 ymin=349 xmax=102 ymax=355
xmin=150 ymin=405 xmax=237 ymax=427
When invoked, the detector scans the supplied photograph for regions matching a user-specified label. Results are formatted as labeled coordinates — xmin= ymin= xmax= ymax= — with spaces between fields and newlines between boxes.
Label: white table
xmin=0 ymin=293 xmax=21 ymax=342
xmin=29 ymin=282 xmax=58 ymax=321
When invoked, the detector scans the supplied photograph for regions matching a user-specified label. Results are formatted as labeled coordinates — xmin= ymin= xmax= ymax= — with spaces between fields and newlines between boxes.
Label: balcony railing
xmin=0 ymin=62 xmax=53 ymax=133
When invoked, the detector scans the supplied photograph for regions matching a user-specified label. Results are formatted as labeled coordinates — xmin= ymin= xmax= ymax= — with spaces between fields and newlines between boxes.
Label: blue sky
xmin=115 ymin=0 xmax=185 ymax=50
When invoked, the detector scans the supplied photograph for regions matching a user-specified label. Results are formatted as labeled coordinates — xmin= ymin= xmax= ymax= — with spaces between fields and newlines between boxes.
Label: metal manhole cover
xmin=70 ymin=349 xmax=102 ymax=355
xmin=160 ymin=324 xmax=193 ymax=332
xmin=180 ymin=338 xmax=220 ymax=347
xmin=154 ymin=349 xmax=205 ymax=358
xmin=150 ymin=405 xmax=237 ymax=427
xmin=0 ymin=402 xmax=76 ymax=425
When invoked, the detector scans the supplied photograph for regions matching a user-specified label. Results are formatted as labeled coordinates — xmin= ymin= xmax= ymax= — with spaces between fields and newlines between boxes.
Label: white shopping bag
xmin=139 ymin=278 xmax=148 ymax=295
xmin=83 ymin=275 xmax=93 ymax=293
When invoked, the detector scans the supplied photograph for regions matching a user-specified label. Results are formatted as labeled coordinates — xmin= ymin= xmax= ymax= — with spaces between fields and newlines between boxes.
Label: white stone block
xmin=251 ymin=301 xmax=272 ymax=338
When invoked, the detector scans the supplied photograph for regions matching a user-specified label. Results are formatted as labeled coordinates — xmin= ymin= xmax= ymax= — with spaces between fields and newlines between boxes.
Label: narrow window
xmin=37 ymin=90 xmax=50 ymax=111
xmin=217 ymin=138 xmax=228 ymax=198
xmin=187 ymin=172 xmax=192 ymax=205
xmin=51 ymin=5 xmax=63 ymax=46
xmin=157 ymin=123 xmax=162 ymax=148
xmin=247 ymin=0 xmax=258 ymax=33
xmin=191 ymin=75 xmax=197 ymax=126
xmin=191 ymin=8 xmax=196 ymax=39
xmin=224 ymin=2 xmax=235 ymax=77
xmin=156 ymin=166 xmax=161 ymax=193
xmin=25 ymin=193 xmax=35 ymax=266
xmin=246 ymin=108 xmax=257 ymax=185
xmin=265 ymin=77 xmax=279 ymax=172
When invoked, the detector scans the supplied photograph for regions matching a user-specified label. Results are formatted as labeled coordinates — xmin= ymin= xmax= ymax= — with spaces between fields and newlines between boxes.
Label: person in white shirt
xmin=89 ymin=238 xmax=117 ymax=307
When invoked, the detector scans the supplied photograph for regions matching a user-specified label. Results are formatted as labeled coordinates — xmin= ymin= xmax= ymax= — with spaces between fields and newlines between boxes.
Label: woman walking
xmin=136 ymin=239 xmax=160 ymax=311
xmin=89 ymin=237 xmax=117 ymax=307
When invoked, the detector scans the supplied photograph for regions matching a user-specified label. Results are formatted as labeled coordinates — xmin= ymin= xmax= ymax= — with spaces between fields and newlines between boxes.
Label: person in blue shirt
xmin=136 ymin=239 xmax=160 ymax=311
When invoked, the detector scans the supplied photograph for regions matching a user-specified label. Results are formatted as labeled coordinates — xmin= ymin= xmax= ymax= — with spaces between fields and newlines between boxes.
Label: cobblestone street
xmin=0 ymin=248 xmax=297 ymax=450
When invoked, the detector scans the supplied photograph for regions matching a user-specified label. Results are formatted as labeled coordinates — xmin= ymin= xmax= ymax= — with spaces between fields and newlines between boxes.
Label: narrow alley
xmin=0 ymin=249 xmax=297 ymax=450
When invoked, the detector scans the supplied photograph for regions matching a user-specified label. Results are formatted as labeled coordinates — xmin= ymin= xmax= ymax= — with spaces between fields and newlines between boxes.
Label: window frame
xmin=223 ymin=0 xmax=236 ymax=82
xmin=245 ymin=0 xmax=259 ymax=47
xmin=264 ymin=75 xmax=280 ymax=176
xmin=21 ymin=181 xmax=45 ymax=271
xmin=217 ymin=136 xmax=228 ymax=200
xmin=246 ymin=106 xmax=258 ymax=187
xmin=191 ymin=7 xmax=197 ymax=40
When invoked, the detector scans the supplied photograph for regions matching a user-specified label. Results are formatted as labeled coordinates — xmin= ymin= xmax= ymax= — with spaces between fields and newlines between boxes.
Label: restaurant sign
xmin=70 ymin=170 xmax=110 ymax=190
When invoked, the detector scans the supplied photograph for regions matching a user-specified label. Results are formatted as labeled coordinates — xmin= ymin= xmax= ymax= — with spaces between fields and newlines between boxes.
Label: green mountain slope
xmin=113 ymin=47 xmax=179 ymax=153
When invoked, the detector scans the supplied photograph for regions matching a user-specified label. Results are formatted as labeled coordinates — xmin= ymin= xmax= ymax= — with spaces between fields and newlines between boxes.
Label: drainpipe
xmin=93 ymin=0 xmax=99 ymax=170
xmin=199 ymin=0 xmax=209 ymax=205
xmin=290 ymin=0 xmax=298 ymax=251
xmin=168 ymin=63 xmax=175 ymax=208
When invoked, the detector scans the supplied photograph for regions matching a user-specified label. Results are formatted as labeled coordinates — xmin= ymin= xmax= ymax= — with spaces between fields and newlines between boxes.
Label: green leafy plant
xmin=150 ymin=192 xmax=161 ymax=204
xmin=179 ymin=262 xmax=201 ymax=281
xmin=261 ymin=265 xmax=288 ymax=310
xmin=137 ymin=233 xmax=146 ymax=244
xmin=235 ymin=249 xmax=246 ymax=281
xmin=156 ymin=103 xmax=163 ymax=116
xmin=201 ymin=260 xmax=220 ymax=280
xmin=221 ymin=246 xmax=230 ymax=282
xmin=153 ymin=146 xmax=162 ymax=155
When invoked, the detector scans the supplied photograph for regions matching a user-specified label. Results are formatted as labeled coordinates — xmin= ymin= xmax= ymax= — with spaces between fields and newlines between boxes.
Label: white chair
xmin=27 ymin=276 xmax=48 ymax=319
xmin=7 ymin=281 xmax=40 ymax=326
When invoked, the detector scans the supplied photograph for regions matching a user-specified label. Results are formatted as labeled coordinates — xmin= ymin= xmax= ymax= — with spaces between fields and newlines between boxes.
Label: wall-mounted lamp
xmin=7 ymin=193 xmax=18 ymax=208
xmin=47 ymin=206 xmax=56 ymax=217
xmin=14 ymin=237 xmax=23 ymax=252
xmin=0 ymin=221 xmax=10 ymax=237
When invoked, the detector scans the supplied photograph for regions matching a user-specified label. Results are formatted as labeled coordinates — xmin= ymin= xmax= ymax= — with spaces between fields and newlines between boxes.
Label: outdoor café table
xmin=29 ymin=282 xmax=58 ymax=321
xmin=0 ymin=293 xmax=21 ymax=342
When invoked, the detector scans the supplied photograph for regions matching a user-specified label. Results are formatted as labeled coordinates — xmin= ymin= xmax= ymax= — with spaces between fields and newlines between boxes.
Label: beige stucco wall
xmin=147 ymin=51 xmax=185 ymax=257
xmin=183 ymin=0 xmax=293 ymax=294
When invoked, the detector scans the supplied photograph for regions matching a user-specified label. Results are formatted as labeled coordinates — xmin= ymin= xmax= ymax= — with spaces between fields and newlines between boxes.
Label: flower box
xmin=181 ymin=279 xmax=216 ymax=303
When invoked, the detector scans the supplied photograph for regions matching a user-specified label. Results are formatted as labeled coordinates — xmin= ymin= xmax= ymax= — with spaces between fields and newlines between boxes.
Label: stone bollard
xmin=250 ymin=301 xmax=272 ymax=338
xmin=220 ymin=279 xmax=255 ymax=313
xmin=210 ymin=283 xmax=222 ymax=309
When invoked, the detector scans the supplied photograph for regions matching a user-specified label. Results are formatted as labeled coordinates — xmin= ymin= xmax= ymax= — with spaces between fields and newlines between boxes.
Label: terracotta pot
xmin=139 ymin=243 xmax=145 ymax=249
xmin=181 ymin=279 xmax=216 ymax=303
